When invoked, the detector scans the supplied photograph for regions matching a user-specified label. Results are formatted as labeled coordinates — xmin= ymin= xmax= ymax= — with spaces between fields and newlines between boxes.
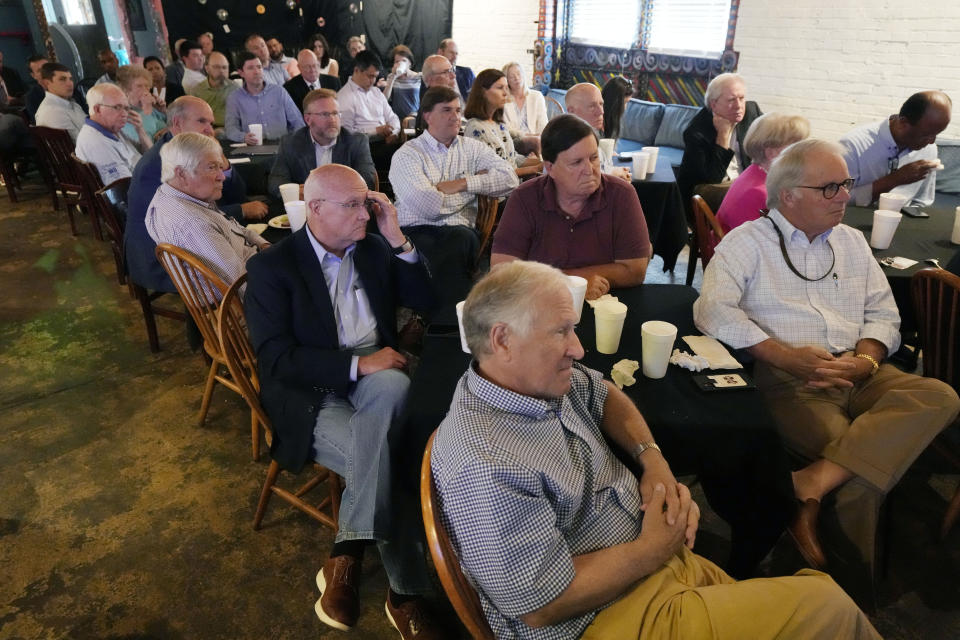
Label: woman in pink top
xmin=716 ymin=113 xmax=810 ymax=234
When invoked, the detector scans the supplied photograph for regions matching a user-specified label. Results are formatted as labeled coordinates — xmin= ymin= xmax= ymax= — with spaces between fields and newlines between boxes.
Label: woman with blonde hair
xmin=117 ymin=64 xmax=167 ymax=151
xmin=502 ymin=61 xmax=547 ymax=155
xmin=716 ymin=113 xmax=811 ymax=234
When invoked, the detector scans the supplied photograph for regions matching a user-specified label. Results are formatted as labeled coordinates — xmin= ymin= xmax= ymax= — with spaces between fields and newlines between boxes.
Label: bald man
xmin=283 ymin=49 xmax=341 ymax=114
xmin=840 ymin=90 xmax=952 ymax=207
xmin=244 ymin=164 xmax=440 ymax=637
xmin=188 ymin=51 xmax=237 ymax=128
xmin=126 ymin=96 xmax=268 ymax=293
xmin=415 ymin=54 xmax=461 ymax=132
xmin=565 ymin=83 xmax=630 ymax=180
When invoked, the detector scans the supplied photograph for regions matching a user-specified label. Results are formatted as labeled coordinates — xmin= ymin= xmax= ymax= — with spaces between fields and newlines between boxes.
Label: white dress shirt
xmin=181 ymin=67 xmax=206 ymax=92
xmin=337 ymin=78 xmax=401 ymax=136
xmin=35 ymin=92 xmax=87 ymax=141
xmin=389 ymin=130 xmax=519 ymax=228
xmin=693 ymin=208 xmax=901 ymax=355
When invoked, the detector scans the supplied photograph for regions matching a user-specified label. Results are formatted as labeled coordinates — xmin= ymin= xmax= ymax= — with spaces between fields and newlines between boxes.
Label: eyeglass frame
xmin=796 ymin=178 xmax=855 ymax=199
xmin=99 ymin=103 xmax=131 ymax=112
xmin=310 ymin=197 xmax=375 ymax=211
xmin=304 ymin=110 xmax=341 ymax=119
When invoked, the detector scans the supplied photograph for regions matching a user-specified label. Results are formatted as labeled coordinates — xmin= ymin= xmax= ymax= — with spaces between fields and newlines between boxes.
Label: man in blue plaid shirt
xmin=431 ymin=260 xmax=879 ymax=640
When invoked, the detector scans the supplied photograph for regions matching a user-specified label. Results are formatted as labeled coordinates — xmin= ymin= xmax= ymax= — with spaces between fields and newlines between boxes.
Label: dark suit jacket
xmin=283 ymin=74 xmax=342 ymax=113
xmin=268 ymin=125 xmax=376 ymax=197
xmin=125 ymin=131 xmax=248 ymax=291
xmin=677 ymin=101 xmax=762 ymax=203
xmin=244 ymin=230 xmax=435 ymax=472
xmin=455 ymin=65 xmax=475 ymax=100
xmin=1 ymin=66 xmax=26 ymax=99
xmin=165 ymin=62 xmax=184 ymax=87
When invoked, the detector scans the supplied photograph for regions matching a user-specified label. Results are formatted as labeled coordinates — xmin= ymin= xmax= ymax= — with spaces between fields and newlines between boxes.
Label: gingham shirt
xmin=839 ymin=117 xmax=937 ymax=207
xmin=693 ymin=208 xmax=901 ymax=354
xmin=145 ymin=183 xmax=266 ymax=294
xmin=432 ymin=363 xmax=643 ymax=640
xmin=390 ymin=130 xmax=518 ymax=228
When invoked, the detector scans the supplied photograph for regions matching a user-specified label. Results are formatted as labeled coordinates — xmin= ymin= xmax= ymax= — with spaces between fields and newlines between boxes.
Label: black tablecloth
xmin=614 ymin=155 xmax=688 ymax=273
xmin=402 ymin=284 xmax=794 ymax=575
xmin=843 ymin=195 xmax=960 ymax=330
xmin=222 ymin=139 xmax=280 ymax=197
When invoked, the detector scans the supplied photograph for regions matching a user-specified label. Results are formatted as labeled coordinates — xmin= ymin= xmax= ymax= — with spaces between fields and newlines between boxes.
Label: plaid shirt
xmin=432 ymin=363 xmax=643 ymax=639
xmin=694 ymin=208 xmax=901 ymax=354
xmin=390 ymin=130 xmax=518 ymax=228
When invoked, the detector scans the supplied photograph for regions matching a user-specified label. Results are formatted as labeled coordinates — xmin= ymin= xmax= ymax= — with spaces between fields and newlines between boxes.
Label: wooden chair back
xmin=691 ymin=194 xmax=725 ymax=269
xmin=421 ymin=432 xmax=496 ymax=640
xmin=33 ymin=126 xmax=81 ymax=191
xmin=92 ymin=178 xmax=131 ymax=286
xmin=911 ymin=267 xmax=960 ymax=392
xmin=154 ymin=243 xmax=230 ymax=360
xmin=70 ymin=152 xmax=105 ymax=239
xmin=475 ymin=194 xmax=499 ymax=262
xmin=545 ymin=95 xmax=565 ymax=119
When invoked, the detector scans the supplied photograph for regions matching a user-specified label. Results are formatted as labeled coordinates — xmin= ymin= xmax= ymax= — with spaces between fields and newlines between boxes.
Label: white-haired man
xmin=433 ymin=259 xmax=881 ymax=639
xmin=75 ymin=82 xmax=145 ymax=183
xmin=145 ymin=132 xmax=268 ymax=289
xmin=694 ymin=139 xmax=959 ymax=570
xmin=678 ymin=73 xmax=762 ymax=203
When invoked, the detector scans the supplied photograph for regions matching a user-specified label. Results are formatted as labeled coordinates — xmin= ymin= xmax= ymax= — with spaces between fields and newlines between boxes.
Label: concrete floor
xmin=2 ymin=175 xmax=960 ymax=639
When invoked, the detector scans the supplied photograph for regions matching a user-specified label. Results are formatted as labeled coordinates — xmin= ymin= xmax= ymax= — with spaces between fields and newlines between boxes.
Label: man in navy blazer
xmin=268 ymin=88 xmax=375 ymax=198
xmin=245 ymin=164 xmax=440 ymax=637
xmin=125 ymin=96 xmax=268 ymax=292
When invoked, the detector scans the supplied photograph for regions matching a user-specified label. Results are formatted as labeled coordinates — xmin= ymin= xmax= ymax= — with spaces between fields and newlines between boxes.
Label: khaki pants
xmin=755 ymin=360 xmax=959 ymax=567
xmin=582 ymin=547 xmax=879 ymax=640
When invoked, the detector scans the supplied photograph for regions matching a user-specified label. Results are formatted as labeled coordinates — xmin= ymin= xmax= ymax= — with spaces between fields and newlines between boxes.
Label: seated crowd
xmin=10 ymin=31 xmax=960 ymax=639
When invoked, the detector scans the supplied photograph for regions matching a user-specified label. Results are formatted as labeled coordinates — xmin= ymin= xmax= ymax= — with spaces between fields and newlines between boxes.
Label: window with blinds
xmin=566 ymin=0 xmax=733 ymax=60
xmin=646 ymin=0 xmax=732 ymax=58
xmin=567 ymin=0 xmax=642 ymax=50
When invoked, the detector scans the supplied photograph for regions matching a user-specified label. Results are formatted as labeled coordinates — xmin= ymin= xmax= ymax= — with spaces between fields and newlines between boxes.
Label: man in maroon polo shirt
xmin=491 ymin=113 xmax=651 ymax=299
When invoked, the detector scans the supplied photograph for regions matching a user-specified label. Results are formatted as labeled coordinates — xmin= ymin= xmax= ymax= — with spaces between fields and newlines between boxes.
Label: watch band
xmin=392 ymin=236 xmax=413 ymax=255
xmin=631 ymin=441 xmax=661 ymax=459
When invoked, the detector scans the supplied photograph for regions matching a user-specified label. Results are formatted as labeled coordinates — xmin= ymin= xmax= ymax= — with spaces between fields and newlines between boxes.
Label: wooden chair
xmin=32 ymin=126 xmax=88 ymax=235
xmin=911 ymin=267 xmax=960 ymax=539
xmin=420 ymin=431 xmax=495 ymax=640
xmin=155 ymin=243 xmax=242 ymax=425
xmin=71 ymin=153 xmax=105 ymax=241
xmin=685 ymin=183 xmax=731 ymax=285
xmin=93 ymin=178 xmax=185 ymax=353
xmin=545 ymin=95 xmax=565 ymax=119
xmin=475 ymin=194 xmax=499 ymax=264
xmin=218 ymin=276 xmax=344 ymax=527
xmin=691 ymin=194 xmax=725 ymax=270
xmin=27 ymin=124 xmax=61 ymax=212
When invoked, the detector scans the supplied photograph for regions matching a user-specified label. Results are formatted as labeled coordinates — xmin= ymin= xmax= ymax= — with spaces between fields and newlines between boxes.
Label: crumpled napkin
xmin=610 ymin=359 xmax=639 ymax=389
xmin=587 ymin=293 xmax=620 ymax=308
xmin=669 ymin=348 xmax=711 ymax=372
xmin=681 ymin=336 xmax=742 ymax=370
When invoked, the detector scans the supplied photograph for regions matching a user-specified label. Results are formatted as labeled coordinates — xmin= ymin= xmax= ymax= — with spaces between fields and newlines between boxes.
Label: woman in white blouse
xmin=464 ymin=68 xmax=542 ymax=177
xmin=502 ymin=61 xmax=548 ymax=155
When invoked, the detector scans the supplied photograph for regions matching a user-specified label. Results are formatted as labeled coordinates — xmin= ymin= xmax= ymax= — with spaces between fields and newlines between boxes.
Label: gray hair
xmin=704 ymin=73 xmax=745 ymax=107
xmin=463 ymin=261 xmax=569 ymax=357
xmin=742 ymin=113 xmax=810 ymax=165
xmin=86 ymin=82 xmax=123 ymax=115
xmin=766 ymin=138 xmax=845 ymax=209
xmin=160 ymin=132 xmax=221 ymax=183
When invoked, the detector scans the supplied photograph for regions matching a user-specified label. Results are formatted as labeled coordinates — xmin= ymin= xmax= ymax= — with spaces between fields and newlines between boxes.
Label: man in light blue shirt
xmin=839 ymin=90 xmax=951 ymax=207
xmin=224 ymin=51 xmax=303 ymax=143
xmin=245 ymin=33 xmax=289 ymax=88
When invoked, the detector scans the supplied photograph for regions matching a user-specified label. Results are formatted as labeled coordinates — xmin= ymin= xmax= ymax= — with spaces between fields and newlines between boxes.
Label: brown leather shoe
xmin=788 ymin=498 xmax=827 ymax=569
xmin=314 ymin=555 xmax=361 ymax=630
xmin=385 ymin=591 xmax=443 ymax=639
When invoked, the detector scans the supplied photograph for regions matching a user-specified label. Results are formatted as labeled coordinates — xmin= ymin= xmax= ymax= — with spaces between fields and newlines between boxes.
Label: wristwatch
xmin=392 ymin=236 xmax=413 ymax=255
xmin=631 ymin=441 xmax=661 ymax=460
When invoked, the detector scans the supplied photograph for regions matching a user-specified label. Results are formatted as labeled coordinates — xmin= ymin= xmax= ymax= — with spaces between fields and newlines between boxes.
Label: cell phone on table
xmin=901 ymin=206 xmax=930 ymax=218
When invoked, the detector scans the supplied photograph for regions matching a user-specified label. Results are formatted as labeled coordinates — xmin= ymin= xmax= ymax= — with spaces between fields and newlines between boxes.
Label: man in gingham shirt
xmin=433 ymin=260 xmax=878 ymax=639
xmin=695 ymin=139 xmax=959 ymax=570
xmin=390 ymin=85 xmax=517 ymax=317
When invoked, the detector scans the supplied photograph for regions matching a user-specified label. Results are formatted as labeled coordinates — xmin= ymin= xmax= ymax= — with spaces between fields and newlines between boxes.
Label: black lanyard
xmin=764 ymin=213 xmax=835 ymax=282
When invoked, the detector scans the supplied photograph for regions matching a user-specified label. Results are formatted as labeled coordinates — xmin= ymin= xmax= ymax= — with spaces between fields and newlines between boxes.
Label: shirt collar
xmin=347 ymin=77 xmax=372 ymax=94
xmin=84 ymin=117 xmax=119 ymax=141
xmin=305 ymin=223 xmax=355 ymax=265
xmin=540 ymin=174 xmax=608 ymax=221
xmin=159 ymin=182 xmax=220 ymax=209
xmin=420 ymin=128 xmax=459 ymax=151
xmin=767 ymin=207 xmax=834 ymax=246
xmin=466 ymin=362 xmax=561 ymax=419
xmin=312 ymin=134 xmax=338 ymax=150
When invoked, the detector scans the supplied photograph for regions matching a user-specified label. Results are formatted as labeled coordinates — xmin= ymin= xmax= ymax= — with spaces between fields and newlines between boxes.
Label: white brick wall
xmin=451 ymin=0 xmax=541 ymax=85
xmin=736 ymin=1 xmax=960 ymax=140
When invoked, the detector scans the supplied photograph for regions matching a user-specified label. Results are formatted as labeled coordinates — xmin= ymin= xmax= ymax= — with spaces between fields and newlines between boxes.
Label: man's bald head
xmin=305 ymin=164 xmax=365 ymax=203
xmin=892 ymin=90 xmax=953 ymax=151
xmin=565 ymin=83 xmax=604 ymax=130
xmin=305 ymin=165 xmax=370 ymax=254
xmin=422 ymin=54 xmax=455 ymax=89
xmin=204 ymin=51 xmax=229 ymax=84
xmin=167 ymin=96 xmax=216 ymax=137
xmin=297 ymin=49 xmax=321 ymax=83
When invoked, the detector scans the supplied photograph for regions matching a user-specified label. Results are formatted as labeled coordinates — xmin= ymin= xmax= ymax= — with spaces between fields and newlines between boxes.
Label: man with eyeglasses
xmin=840 ymin=90 xmax=952 ymax=207
xmin=75 ymin=82 xmax=145 ymax=184
xmin=695 ymin=139 xmax=959 ymax=572
xmin=413 ymin=54 xmax=462 ymax=134
xmin=337 ymin=50 xmax=401 ymax=169
xmin=188 ymin=51 xmax=237 ymax=130
xmin=244 ymin=164 xmax=440 ymax=639
xmin=268 ymin=88 xmax=374 ymax=200
xmin=146 ymin=132 xmax=268 ymax=295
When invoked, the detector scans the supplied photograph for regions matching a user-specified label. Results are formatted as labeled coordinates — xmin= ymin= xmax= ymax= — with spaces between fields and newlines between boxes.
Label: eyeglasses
xmin=100 ymin=103 xmax=129 ymax=112
xmin=305 ymin=110 xmax=341 ymax=119
xmin=797 ymin=178 xmax=855 ymax=199
xmin=313 ymin=197 xmax=372 ymax=210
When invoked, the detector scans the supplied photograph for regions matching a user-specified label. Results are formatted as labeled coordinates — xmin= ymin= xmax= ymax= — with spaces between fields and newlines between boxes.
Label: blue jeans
xmin=312 ymin=367 xmax=432 ymax=595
